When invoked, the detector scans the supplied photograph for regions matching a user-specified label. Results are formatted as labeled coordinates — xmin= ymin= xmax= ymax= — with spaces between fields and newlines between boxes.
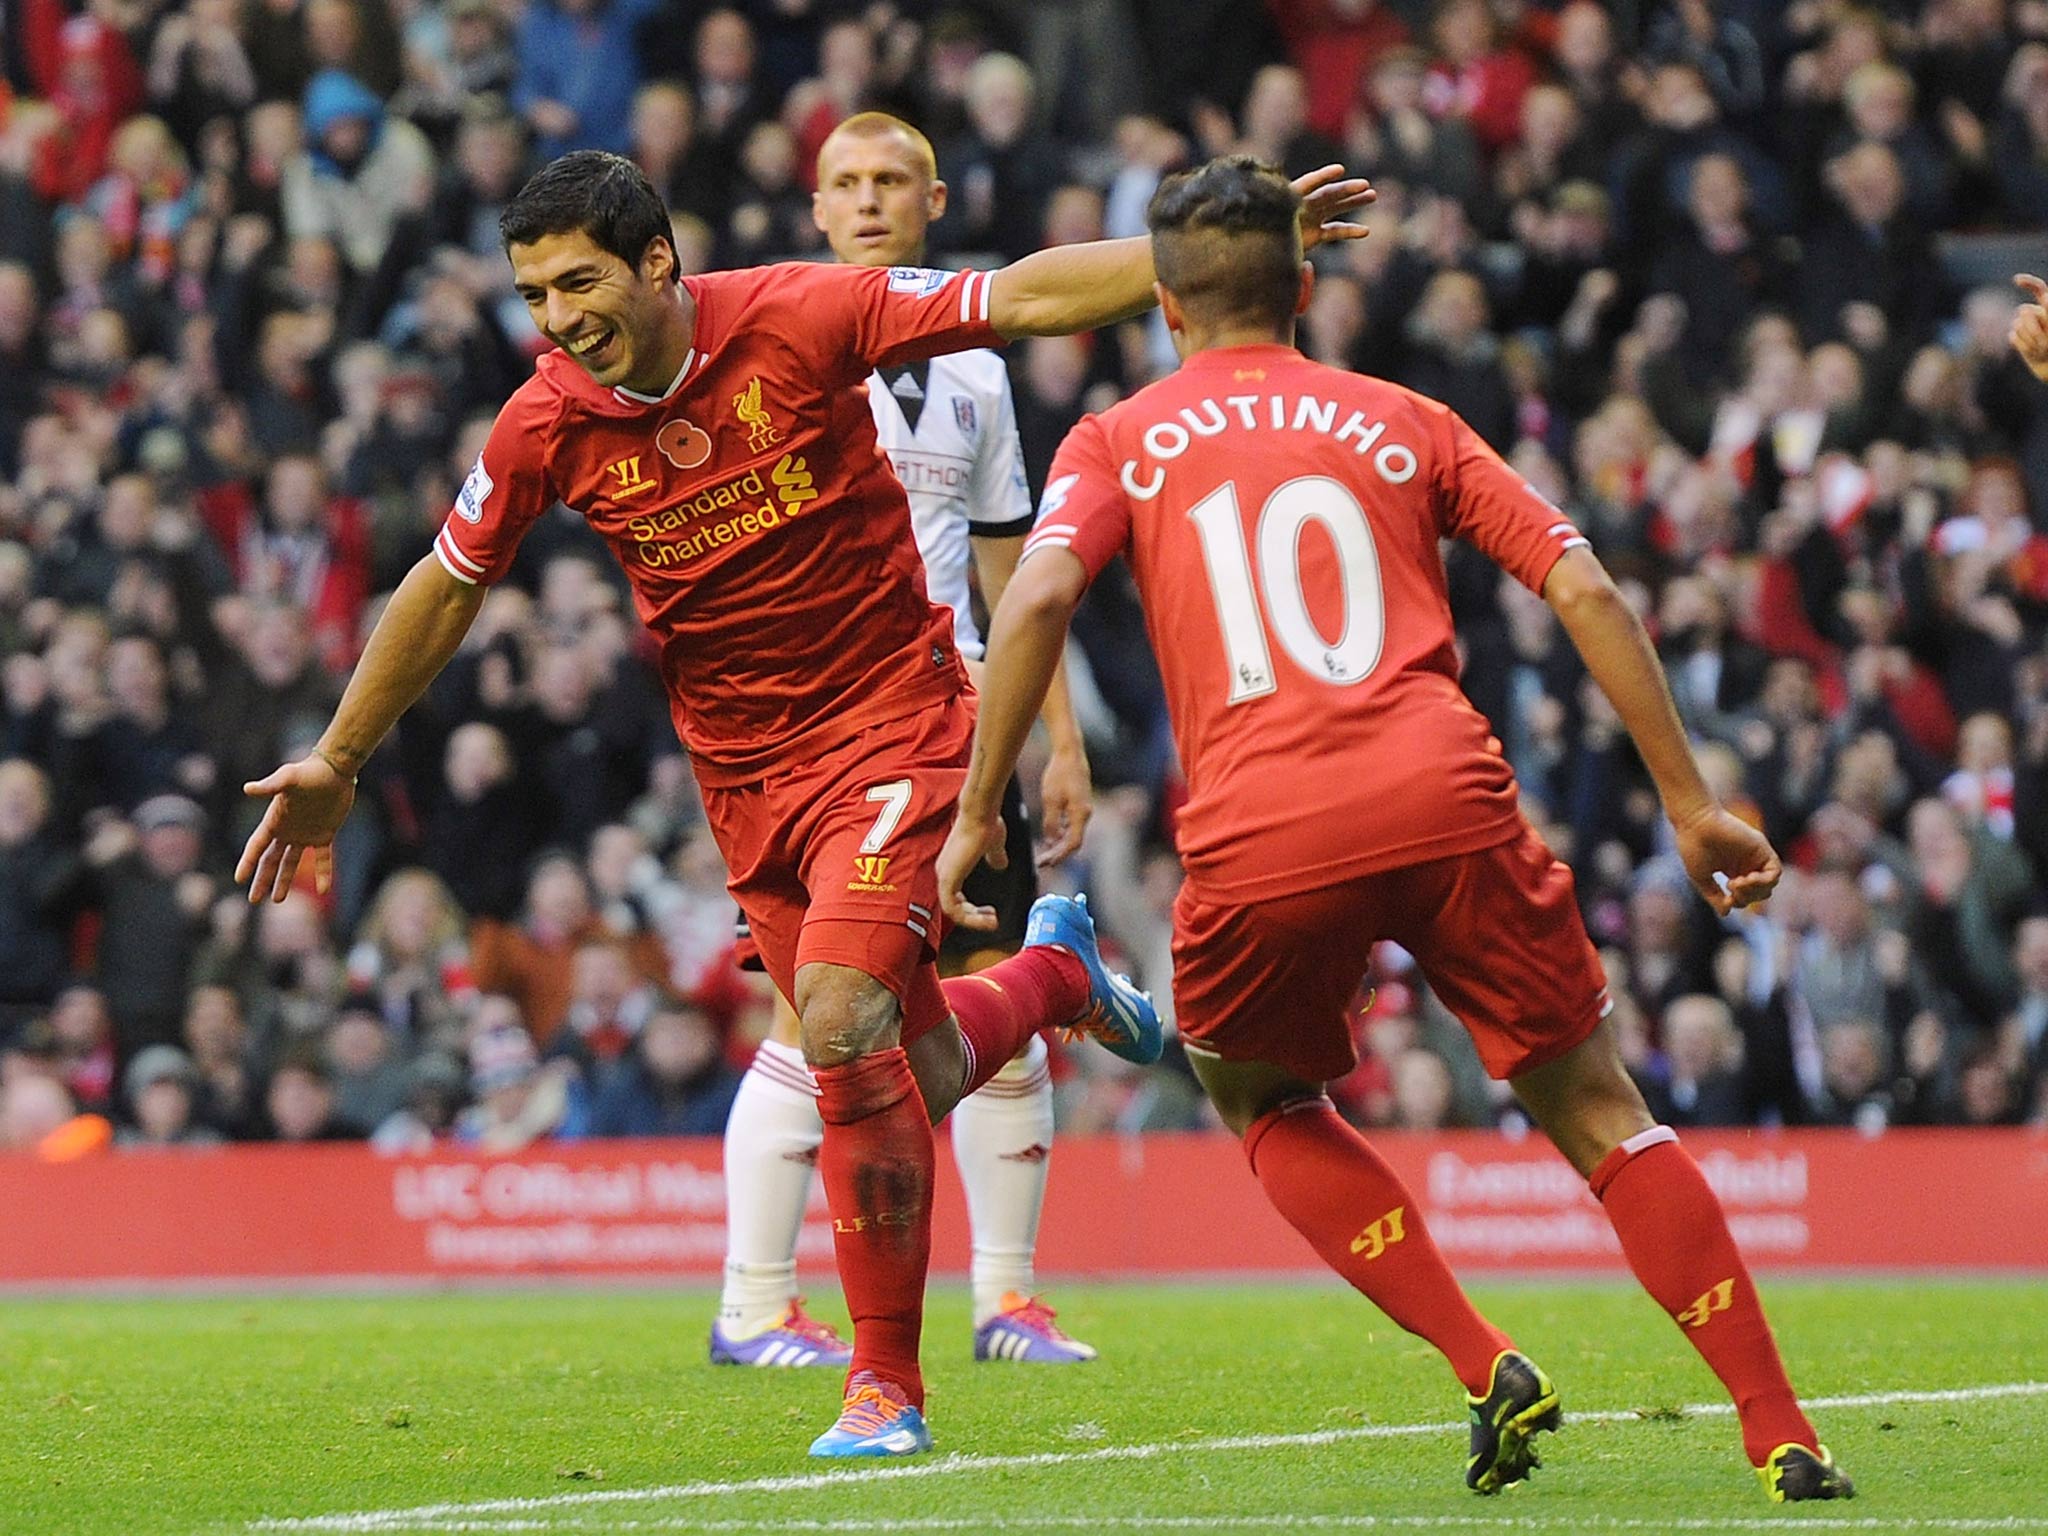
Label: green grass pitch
xmin=4 ymin=1279 xmax=2045 ymax=1535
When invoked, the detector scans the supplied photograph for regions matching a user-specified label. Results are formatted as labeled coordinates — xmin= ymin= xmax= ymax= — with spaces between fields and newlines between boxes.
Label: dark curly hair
xmin=499 ymin=150 xmax=674 ymax=270
xmin=1147 ymin=156 xmax=1304 ymax=332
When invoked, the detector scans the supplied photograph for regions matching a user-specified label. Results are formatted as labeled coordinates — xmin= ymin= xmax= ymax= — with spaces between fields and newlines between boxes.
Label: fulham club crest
xmin=953 ymin=396 xmax=977 ymax=435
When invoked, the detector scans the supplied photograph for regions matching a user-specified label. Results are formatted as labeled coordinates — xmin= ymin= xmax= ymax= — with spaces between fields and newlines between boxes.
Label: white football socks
xmin=949 ymin=1034 xmax=1056 ymax=1325
xmin=717 ymin=1038 xmax=823 ymax=1337
xmin=719 ymin=1035 xmax=1060 ymax=1334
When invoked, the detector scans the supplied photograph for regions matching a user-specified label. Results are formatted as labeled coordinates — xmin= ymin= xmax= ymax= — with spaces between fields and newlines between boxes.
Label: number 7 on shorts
xmin=861 ymin=780 xmax=913 ymax=854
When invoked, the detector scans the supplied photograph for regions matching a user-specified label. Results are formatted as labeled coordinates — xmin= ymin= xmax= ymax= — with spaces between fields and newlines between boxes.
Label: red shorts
xmin=1171 ymin=820 xmax=1610 ymax=1083
xmin=699 ymin=695 xmax=969 ymax=1046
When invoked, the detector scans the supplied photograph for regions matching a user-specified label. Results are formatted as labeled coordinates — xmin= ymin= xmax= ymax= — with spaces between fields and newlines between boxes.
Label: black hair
xmin=499 ymin=150 xmax=674 ymax=269
xmin=1147 ymin=156 xmax=1304 ymax=333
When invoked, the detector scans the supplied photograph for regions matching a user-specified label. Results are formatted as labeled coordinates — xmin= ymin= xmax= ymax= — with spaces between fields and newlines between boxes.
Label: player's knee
xmin=1510 ymin=1026 xmax=1654 ymax=1179
xmin=1190 ymin=1053 xmax=1319 ymax=1138
xmin=794 ymin=965 xmax=901 ymax=1069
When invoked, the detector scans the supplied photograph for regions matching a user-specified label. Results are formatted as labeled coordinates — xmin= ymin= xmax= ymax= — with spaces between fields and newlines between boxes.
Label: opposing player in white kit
xmin=711 ymin=112 xmax=1099 ymax=1368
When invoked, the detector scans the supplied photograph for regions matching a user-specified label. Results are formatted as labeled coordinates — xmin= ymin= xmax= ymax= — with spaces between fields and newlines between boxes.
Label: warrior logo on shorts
xmin=1348 ymin=1204 xmax=1407 ymax=1261
xmin=850 ymin=854 xmax=894 ymax=891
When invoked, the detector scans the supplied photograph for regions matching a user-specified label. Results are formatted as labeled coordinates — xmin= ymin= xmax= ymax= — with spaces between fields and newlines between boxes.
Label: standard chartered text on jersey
xmin=624 ymin=452 xmax=821 ymax=566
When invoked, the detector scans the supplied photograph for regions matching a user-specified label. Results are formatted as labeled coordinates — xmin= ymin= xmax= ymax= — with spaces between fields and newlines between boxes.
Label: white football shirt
xmin=865 ymin=348 xmax=1034 ymax=659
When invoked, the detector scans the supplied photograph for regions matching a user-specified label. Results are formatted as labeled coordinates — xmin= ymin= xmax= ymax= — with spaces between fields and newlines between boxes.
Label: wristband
xmin=313 ymin=747 xmax=359 ymax=783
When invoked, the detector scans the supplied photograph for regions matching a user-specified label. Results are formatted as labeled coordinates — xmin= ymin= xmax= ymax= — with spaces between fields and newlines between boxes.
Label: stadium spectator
xmin=1643 ymin=0 xmax=1766 ymax=120
xmin=282 ymin=69 xmax=435 ymax=275
xmin=262 ymin=1047 xmax=349 ymax=1140
xmin=547 ymin=938 xmax=658 ymax=1077
xmin=934 ymin=53 xmax=1067 ymax=261
xmin=46 ymin=983 xmax=117 ymax=1116
xmin=1642 ymin=994 xmax=1748 ymax=1127
xmin=1798 ymin=142 xmax=1948 ymax=349
xmin=0 ymin=1071 xmax=109 ymax=1157
xmin=688 ymin=8 xmax=769 ymax=191
xmin=422 ymin=721 xmax=536 ymax=921
xmin=454 ymin=1007 xmax=571 ymax=1149
xmin=117 ymin=1042 xmax=223 ymax=1146
xmin=394 ymin=0 xmax=518 ymax=142
xmin=629 ymin=83 xmax=724 ymax=230
xmin=1812 ymin=1017 xmax=1892 ymax=1131
xmin=512 ymin=0 xmax=658 ymax=161
xmin=1648 ymin=154 xmax=1792 ymax=390
xmin=1390 ymin=1046 xmax=1458 ymax=1132
xmin=345 ymin=867 xmax=475 ymax=1053
xmin=583 ymin=997 xmax=739 ymax=1136
xmin=1197 ymin=64 xmax=1343 ymax=181
xmin=325 ymin=994 xmax=411 ymax=1134
xmin=1904 ymin=796 xmax=2032 ymax=1028
xmin=367 ymin=1050 xmax=465 ymax=1150
xmin=0 ymin=758 xmax=74 ymax=1028
xmin=181 ymin=982 xmax=257 ymax=1138
xmin=52 ymin=794 xmax=215 ymax=1056
xmin=1347 ymin=47 xmax=1487 ymax=211
xmin=144 ymin=0 xmax=258 ymax=150
xmin=471 ymin=854 xmax=607 ymax=1044
xmin=1423 ymin=0 xmax=1538 ymax=156
xmin=1792 ymin=867 xmax=1899 ymax=1035
xmin=2014 ymin=917 xmax=2048 ymax=1068
xmin=1399 ymin=269 xmax=1516 ymax=452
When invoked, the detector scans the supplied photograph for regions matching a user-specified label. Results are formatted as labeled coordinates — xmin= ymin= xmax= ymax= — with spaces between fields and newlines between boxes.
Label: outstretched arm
xmin=1541 ymin=547 xmax=1779 ymax=916
xmin=237 ymin=554 xmax=486 ymax=902
xmin=985 ymin=165 xmax=1374 ymax=339
xmin=939 ymin=547 xmax=1089 ymax=927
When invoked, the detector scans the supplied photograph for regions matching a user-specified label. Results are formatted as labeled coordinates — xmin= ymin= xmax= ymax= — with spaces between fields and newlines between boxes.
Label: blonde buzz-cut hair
xmin=816 ymin=111 xmax=938 ymax=184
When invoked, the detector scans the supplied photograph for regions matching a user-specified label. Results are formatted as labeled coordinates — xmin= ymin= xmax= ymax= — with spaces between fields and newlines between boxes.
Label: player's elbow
xmin=407 ymin=552 xmax=490 ymax=623
xmin=1541 ymin=547 xmax=1626 ymax=626
xmin=987 ymin=271 xmax=1057 ymax=339
xmin=999 ymin=549 xmax=1087 ymax=627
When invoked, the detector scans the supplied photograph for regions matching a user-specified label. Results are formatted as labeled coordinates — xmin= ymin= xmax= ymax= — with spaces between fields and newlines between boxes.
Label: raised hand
xmin=1291 ymin=165 xmax=1375 ymax=250
xmin=236 ymin=753 xmax=356 ymax=903
xmin=1671 ymin=804 xmax=1782 ymax=918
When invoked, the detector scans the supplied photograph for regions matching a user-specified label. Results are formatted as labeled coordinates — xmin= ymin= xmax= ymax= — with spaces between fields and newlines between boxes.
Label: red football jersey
xmin=1030 ymin=344 xmax=1587 ymax=902
xmin=435 ymin=261 xmax=1005 ymax=784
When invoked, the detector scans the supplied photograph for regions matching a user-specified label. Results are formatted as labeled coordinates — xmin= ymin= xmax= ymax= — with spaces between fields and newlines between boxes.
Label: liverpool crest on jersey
xmin=734 ymin=377 xmax=783 ymax=452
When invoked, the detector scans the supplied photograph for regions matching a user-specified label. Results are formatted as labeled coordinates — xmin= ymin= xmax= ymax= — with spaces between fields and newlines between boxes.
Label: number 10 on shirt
xmin=1187 ymin=476 xmax=1388 ymax=705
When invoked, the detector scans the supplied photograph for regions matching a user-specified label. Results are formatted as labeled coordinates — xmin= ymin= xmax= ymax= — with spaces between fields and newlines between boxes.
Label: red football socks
xmin=1590 ymin=1128 xmax=1817 ymax=1464
xmin=942 ymin=948 xmax=1089 ymax=1097
xmin=1245 ymin=1099 xmax=1511 ymax=1396
xmin=813 ymin=1048 xmax=934 ymax=1406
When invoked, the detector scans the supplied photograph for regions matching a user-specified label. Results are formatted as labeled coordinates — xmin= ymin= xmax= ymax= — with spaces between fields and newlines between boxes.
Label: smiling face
xmin=812 ymin=120 xmax=944 ymax=268
xmin=508 ymin=227 xmax=685 ymax=392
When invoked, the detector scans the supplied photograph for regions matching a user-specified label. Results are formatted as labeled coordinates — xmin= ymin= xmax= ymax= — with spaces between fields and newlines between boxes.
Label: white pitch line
xmin=249 ymin=1380 xmax=2048 ymax=1535
xmin=372 ymin=1520 xmax=2048 ymax=1535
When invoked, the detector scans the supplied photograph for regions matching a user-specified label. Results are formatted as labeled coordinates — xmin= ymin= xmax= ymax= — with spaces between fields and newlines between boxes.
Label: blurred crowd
xmin=3 ymin=0 xmax=2048 ymax=1159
